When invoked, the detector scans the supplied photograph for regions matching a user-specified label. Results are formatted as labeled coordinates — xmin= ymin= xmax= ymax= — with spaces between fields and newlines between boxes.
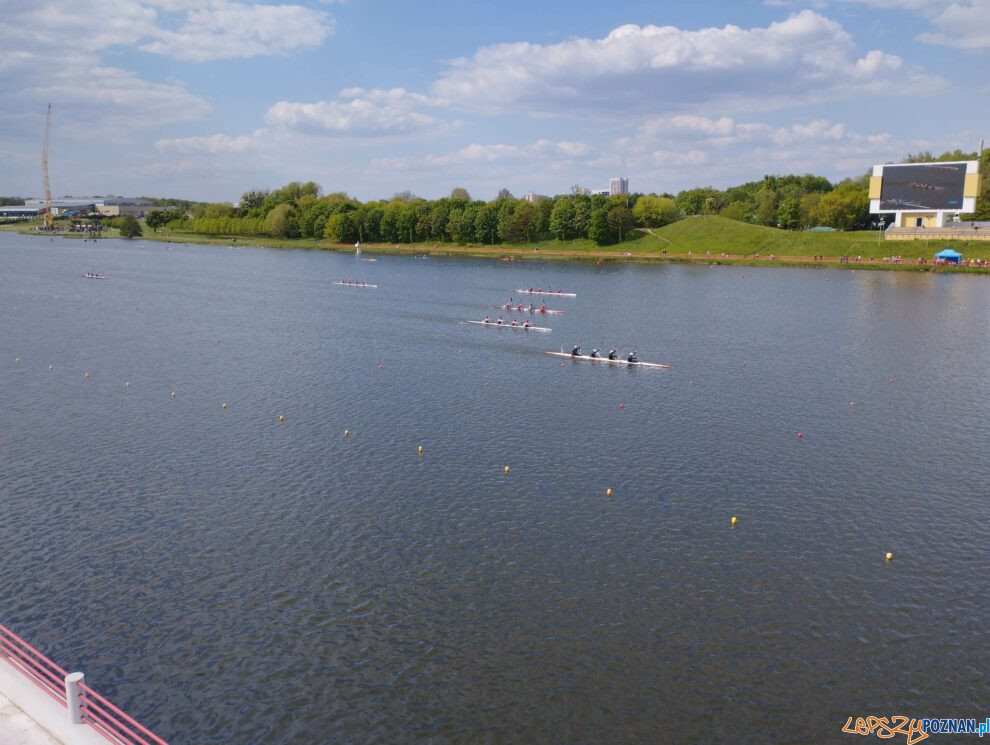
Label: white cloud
xmin=265 ymin=88 xmax=451 ymax=136
xmin=372 ymin=139 xmax=592 ymax=171
xmin=141 ymin=1 xmax=333 ymax=61
xmin=918 ymin=1 xmax=990 ymax=48
xmin=843 ymin=0 xmax=990 ymax=48
xmin=433 ymin=11 xmax=930 ymax=116
xmin=155 ymin=132 xmax=261 ymax=154
xmin=0 ymin=0 xmax=335 ymax=139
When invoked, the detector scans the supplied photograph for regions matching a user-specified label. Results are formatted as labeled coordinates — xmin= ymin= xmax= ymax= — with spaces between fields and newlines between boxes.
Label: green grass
xmin=649 ymin=216 xmax=990 ymax=260
xmin=7 ymin=216 xmax=989 ymax=269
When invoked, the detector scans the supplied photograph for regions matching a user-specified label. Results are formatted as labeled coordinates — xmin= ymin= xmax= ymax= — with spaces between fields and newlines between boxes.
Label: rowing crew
xmin=339 ymin=279 xmax=371 ymax=286
xmin=503 ymin=300 xmax=547 ymax=312
xmin=570 ymin=346 xmax=638 ymax=363
xmin=484 ymin=316 xmax=534 ymax=328
xmin=527 ymin=288 xmax=564 ymax=294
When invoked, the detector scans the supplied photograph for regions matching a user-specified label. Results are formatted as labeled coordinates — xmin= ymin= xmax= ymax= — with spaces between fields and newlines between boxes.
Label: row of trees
xmin=153 ymin=149 xmax=988 ymax=245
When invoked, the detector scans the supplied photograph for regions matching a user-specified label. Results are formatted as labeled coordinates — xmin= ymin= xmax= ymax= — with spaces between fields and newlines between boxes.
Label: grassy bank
xmin=7 ymin=218 xmax=989 ymax=272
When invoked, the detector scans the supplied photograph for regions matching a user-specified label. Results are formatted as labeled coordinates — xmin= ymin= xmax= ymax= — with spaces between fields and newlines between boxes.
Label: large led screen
xmin=879 ymin=163 xmax=967 ymax=211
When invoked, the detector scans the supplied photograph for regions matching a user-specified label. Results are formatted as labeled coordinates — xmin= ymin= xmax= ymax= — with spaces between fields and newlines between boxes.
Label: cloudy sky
xmin=0 ymin=0 xmax=987 ymax=202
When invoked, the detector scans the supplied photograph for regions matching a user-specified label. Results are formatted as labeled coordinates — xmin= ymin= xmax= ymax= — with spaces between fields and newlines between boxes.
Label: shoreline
xmin=7 ymin=225 xmax=989 ymax=273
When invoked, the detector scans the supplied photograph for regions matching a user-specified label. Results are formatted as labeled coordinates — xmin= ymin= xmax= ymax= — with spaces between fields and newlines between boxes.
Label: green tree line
xmin=152 ymin=149 xmax=987 ymax=245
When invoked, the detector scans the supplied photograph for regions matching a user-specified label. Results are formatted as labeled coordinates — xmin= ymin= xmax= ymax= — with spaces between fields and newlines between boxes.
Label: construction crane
xmin=41 ymin=103 xmax=53 ymax=229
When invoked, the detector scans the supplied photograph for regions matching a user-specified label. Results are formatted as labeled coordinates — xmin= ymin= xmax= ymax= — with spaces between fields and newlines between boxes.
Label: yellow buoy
xmin=170 ymin=391 xmax=176 ymax=398
xmin=279 ymin=414 xmax=285 ymax=422
xmin=731 ymin=515 xmax=738 ymax=526
xmin=418 ymin=445 xmax=424 ymax=455
xmin=344 ymin=429 xmax=350 ymax=437
xmin=221 ymin=403 xmax=228 ymax=409
xmin=885 ymin=552 xmax=893 ymax=562
xmin=504 ymin=466 xmax=510 ymax=474
xmin=606 ymin=487 xmax=613 ymax=497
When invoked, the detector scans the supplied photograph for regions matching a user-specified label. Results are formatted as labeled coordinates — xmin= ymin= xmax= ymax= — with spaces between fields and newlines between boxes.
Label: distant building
xmin=24 ymin=198 xmax=96 ymax=215
xmin=0 ymin=205 xmax=42 ymax=219
xmin=591 ymin=189 xmax=611 ymax=197
xmin=522 ymin=192 xmax=548 ymax=203
xmin=609 ymin=177 xmax=629 ymax=196
xmin=96 ymin=198 xmax=154 ymax=218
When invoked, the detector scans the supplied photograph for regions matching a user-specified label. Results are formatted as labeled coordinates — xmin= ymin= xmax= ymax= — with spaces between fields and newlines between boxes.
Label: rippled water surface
xmin=1 ymin=233 xmax=988 ymax=744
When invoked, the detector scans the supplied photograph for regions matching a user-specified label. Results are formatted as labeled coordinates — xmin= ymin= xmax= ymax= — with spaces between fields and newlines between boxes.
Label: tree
xmin=588 ymin=208 xmax=611 ymax=245
xmin=632 ymin=195 xmax=680 ymax=227
xmin=450 ymin=187 xmax=470 ymax=201
xmin=675 ymin=187 xmax=727 ymax=215
xmin=119 ymin=215 xmax=142 ymax=239
xmin=323 ymin=213 xmax=355 ymax=243
xmin=145 ymin=209 xmax=171 ymax=232
xmin=606 ymin=205 xmax=634 ymax=242
xmin=572 ymin=198 xmax=591 ymax=238
xmin=264 ymin=203 xmax=299 ymax=238
xmin=549 ymin=198 xmax=575 ymax=240
xmin=815 ymin=185 xmax=868 ymax=230
xmin=755 ymin=189 xmax=778 ymax=226
xmin=720 ymin=202 xmax=751 ymax=223
xmin=495 ymin=188 xmax=514 ymax=201
xmin=777 ymin=197 xmax=801 ymax=230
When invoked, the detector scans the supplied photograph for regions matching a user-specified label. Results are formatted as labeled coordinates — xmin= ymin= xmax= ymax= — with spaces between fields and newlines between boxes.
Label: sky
xmin=0 ymin=0 xmax=987 ymax=202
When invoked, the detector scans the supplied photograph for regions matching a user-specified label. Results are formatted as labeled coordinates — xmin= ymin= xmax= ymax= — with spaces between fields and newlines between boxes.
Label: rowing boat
xmin=516 ymin=289 xmax=576 ymax=297
xmin=492 ymin=305 xmax=564 ymax=315
xmin=334 ymin=281 xmax=378 ymax=288
xmin=83 ymin=273 xmax=109 ymax=279
xmin=465 ymin=321 xmax=551 ymax=332
xmin=546 ymin=351 xmax=669 ymax=369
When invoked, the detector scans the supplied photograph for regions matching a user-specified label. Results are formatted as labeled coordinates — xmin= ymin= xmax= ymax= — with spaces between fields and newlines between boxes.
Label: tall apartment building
xmin=609 ymin=177 xmax=629 ymax=196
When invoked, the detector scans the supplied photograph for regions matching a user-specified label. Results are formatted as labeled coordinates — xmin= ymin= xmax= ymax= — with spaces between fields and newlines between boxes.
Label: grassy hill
xmin=647 ymin=216 xmax=989 ymax=259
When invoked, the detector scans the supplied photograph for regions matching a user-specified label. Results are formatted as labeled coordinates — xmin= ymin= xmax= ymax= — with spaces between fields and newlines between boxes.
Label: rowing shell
xmin=334 ymin=282 xmax=378 ymax=288
xmin=546 ymin=351 xmax=669 ymax=369
xmin=516 ymin=289 xmax=576 ymax=297
xmin=465 ymin=321 xmax=551 ymax=332
xmin=492 ymin=305 xmax=565 ymax=315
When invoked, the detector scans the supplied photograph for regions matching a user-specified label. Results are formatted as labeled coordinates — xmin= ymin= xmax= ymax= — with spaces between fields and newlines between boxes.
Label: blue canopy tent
xmin=934 ymin=248 xmax=962 ymax=264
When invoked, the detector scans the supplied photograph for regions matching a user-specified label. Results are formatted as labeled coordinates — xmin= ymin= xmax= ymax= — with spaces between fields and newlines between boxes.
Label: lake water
xmin=1 ymin=232 xmax=988 ymax=744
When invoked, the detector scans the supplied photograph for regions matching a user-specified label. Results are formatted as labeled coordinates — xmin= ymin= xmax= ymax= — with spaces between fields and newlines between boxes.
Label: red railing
xmin=0 ymin=624 xmax=168 ymax=745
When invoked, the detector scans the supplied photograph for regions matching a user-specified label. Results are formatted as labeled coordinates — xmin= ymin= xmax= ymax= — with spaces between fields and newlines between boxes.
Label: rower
xmin=511 ymin=319 xmax=518 ymax=326
xmin=484 ymin=316 xmax=491 ymax=323
xmin=523 ymin=320 xmax=531 ymax=328
xmin=590 ymin=349 xmax=600 ymax=358
xmin=496 ymin=317 xmax=504 ymax=325
xmin=539 ymin=304 xmax=546 ymax=312
xmin=516 ymin=304 xmax=523 ymax=311
xmin=571 ymin=345 xmax=581 ymax=356
xmin=608 ymin=349 xmax=618 ymax=360
xmin=627 ymin=350 xmax=639 ymax=363
xmin=528 ymin=303 xmax=535 ymax=311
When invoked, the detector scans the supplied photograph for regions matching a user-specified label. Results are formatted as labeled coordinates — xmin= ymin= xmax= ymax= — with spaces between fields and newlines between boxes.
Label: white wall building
xmin=609 ymin=177 xmax=629 ymax=196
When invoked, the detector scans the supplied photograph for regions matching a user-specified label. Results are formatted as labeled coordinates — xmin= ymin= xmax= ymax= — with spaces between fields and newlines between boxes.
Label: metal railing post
xmin=65 ymin=671 xmax=85 ymax=724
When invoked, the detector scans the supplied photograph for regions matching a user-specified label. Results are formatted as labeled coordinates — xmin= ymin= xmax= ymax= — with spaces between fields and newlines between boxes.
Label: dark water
xmin=1 ymin=232 xmax=988 ymax=744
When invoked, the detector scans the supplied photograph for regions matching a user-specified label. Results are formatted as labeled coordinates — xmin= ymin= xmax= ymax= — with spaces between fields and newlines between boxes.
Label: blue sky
xmin=0 ymin=0 xmax=987 ymax=202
